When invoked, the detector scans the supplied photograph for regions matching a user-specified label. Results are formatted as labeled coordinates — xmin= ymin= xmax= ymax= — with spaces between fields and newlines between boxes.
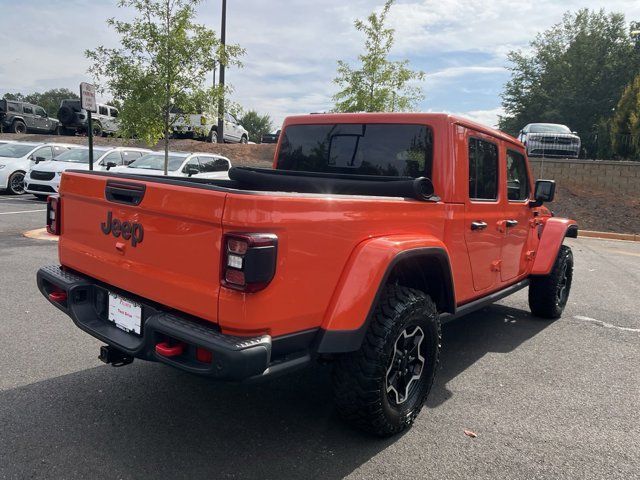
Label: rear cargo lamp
xmin=46 ymin=195 xmax=61 ymax=235
xmin=222 ymin=233 xmax=278 ymax=293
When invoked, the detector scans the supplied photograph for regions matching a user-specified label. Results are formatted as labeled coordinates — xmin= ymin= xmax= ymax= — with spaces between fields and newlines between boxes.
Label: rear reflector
xmin=196 ymin=347 xmax=213 ymax=364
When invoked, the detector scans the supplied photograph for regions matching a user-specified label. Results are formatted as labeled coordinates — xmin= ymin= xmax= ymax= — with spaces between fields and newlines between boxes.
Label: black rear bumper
xmin=37 ymin=265 xmax=314 ymax=381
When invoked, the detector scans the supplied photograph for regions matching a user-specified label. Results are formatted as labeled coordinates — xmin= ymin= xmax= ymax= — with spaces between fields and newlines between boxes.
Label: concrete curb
xmin=579 ymin=230 xmax=640 ymax=242
xmin=23 ymin=228 xmax=58 ymax=242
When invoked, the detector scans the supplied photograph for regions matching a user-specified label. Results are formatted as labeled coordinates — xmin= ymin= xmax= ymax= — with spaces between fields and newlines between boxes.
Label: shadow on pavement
xmin=0 ymin=303 xmax=550 ymax=479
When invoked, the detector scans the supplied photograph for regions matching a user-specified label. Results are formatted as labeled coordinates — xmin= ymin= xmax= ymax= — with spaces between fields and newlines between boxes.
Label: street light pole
xmin=217 ymin=0 xmax=226 ymax=144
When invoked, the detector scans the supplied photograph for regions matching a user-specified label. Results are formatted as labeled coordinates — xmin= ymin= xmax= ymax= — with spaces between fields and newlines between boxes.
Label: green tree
xmin=333 ymin=0 xmax=425 ymax=113
xmin=3 ymin=88 xmax=79 ymax=118
xmin=500 ymin=9 xmax=640 ymax=156
xmin=239 ymin=110 xmax=273 ymax=143
xmin=611 ymin=75 xmax=640 ymax=159
xmin=86 ymin=0 xmax=244 ymax=174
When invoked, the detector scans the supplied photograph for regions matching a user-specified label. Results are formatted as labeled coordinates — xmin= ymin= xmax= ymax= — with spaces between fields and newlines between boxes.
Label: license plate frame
xmin=107 ymin=292 xmax=142 ymax=336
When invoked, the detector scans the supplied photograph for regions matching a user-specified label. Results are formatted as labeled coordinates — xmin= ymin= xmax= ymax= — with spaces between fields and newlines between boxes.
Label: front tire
xmin=240 ymin=135 xmax=248 ymax=144
xmin=8 ymin=171 xmax=26 ymax=195
xmin=208 ymin=129 xmax=218 ymax=143
xmin=529 ymin=245 xmax=573 ymax=319
xmin=332 ymin=285 xmax=441 ymax=437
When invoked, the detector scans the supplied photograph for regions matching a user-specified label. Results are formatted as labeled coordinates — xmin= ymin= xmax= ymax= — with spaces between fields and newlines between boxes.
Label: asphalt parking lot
xmin=0 ymin=193 xmax=638 ymax=480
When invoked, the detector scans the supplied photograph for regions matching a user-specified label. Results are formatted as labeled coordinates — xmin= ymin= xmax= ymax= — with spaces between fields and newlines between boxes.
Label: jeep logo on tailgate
xmin=100 ymin=211 xmax=144 ymax=247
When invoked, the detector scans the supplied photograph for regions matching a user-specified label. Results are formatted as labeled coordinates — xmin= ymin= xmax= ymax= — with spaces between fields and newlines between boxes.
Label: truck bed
xmin=57 ymin=169 xmax=446 ymax=337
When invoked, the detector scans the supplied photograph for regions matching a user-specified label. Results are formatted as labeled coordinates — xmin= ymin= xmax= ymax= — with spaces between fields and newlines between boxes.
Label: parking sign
xmin=80 ymin=82 xmax=97 ymax=113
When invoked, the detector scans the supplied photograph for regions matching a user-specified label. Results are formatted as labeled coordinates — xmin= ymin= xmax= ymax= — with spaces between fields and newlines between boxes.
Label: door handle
xmin=505 ymin=219 xmax=519 ymax=228
xmin=471 ymin=221 xmax=488 ymax=231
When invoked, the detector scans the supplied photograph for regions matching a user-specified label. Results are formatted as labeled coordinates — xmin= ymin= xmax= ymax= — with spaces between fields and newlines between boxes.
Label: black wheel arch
xmin=316 ymin=247 xmax=455 ymax=354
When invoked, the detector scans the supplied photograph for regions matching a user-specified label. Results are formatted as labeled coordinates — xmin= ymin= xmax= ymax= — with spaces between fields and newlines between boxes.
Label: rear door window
xmin=468 ymin=137 xmax=499 ymax=200
xmin=23 ymin=105 xmax=33 ymax=115
xmin=99 ymin=106 xmax=108 ymax=116
xmin=506 ymin=150 xmax=530 ymax=201
xmin=277 ymin=124 xmax=433 ymax=178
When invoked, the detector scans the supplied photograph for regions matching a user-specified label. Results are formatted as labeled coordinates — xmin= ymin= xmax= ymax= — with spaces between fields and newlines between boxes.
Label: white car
xmin=0 ymin=140 xmax=16 ymax=146
xmin=111 ymin=152 xmax=232 ymax=179
xmin=25 ymin=146 xmax=151 ymax=198
xmin=171 ymin=112 xmax=249 ymax=143
xmin=0 ymin=142 xmax=77 ymax=195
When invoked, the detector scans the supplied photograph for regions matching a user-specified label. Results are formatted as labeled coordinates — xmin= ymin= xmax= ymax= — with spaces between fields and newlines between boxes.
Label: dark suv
xmin=0 ymin=100 xmax=60 ymax=134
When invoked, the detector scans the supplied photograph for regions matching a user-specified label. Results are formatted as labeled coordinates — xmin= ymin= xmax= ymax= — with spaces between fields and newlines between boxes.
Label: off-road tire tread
xmin=529 ymin=245 xmax=573 ymax=319
xmin=332 ymin=285 xmax=441 ymax=437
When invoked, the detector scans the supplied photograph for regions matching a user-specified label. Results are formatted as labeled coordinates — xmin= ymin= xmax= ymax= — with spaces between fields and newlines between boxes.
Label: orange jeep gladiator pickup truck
xmin=37 ymin=113 xmax=577 ymax=436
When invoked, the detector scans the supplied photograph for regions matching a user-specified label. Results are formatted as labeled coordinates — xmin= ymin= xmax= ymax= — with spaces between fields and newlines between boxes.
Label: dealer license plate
xmin=108 ymin=292 xmax=142 ymax=335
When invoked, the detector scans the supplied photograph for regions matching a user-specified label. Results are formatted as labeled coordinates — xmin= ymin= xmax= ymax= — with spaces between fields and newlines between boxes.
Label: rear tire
xmin=240 ymin=135 xmax=248 ymax=144
xmin=12 ymin=120 xmax=26 ymax=134
xmin=208 ymin=129 xmax=218 ymax=143
xmin=529 ymin=245 xmax=573 ymax=319
xmin=332 ymin=285 xmax=441 ymax=437
xmin=34 ymin=194 xmax=48 ymax=201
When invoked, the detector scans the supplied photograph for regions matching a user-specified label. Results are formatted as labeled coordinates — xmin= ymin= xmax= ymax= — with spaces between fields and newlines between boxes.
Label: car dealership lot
xmin=0 ymin=195 xmax=638 ymax=480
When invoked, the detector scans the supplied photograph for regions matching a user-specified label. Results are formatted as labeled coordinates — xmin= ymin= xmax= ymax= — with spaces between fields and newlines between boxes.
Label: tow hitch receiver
xmin=99 ymin=345 xmax=134 ymax=367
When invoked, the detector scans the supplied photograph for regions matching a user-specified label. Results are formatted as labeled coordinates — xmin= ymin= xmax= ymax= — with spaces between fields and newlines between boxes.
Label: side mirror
xmin=531 ymin=179 xmax=556 ymax=207
xmin=105 ymin=161 xmax=118 ymax=171
xmin=186 ymin=166 xmax=199 ymax=177
xmin=34 ymin=156 xmax=46 ymax=164
xmin=572 ymin=131 xmax=578 ymax=135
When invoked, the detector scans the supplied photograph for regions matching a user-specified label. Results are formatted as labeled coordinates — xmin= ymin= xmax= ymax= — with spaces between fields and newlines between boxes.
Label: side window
xmin=468 ymin=137 xmax=498 ymax=200
xmin=99 ymin=106 xmax=108 ymax=116
xmin=183 ymin=157 xmax=201 ymax=173
xmin=121 ymin=151 xmax=142 ymax=165
xmin=110 ymin=108 xmax=119 ymax=118
xmin=23 ymin=105 xmax=33 ymax=115
xmin=101 ymin=151 xmax=123 ymax=165
xmin=506 ymin=150 xmax=530 ymax=201
xmin=35 ymin=107 xmax=47 ymax=117
xmin=199 ymin=157 xmax=230 ymax=172
xmin=8 ymin=103 xmax=17 ymax=112
xmin=33 ymin=147 xmax=53 ymax=161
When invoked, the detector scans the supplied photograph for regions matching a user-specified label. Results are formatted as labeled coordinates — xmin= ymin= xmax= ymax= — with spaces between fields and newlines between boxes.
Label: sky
xmin=0 ymin=0 xmax=639 ymax=129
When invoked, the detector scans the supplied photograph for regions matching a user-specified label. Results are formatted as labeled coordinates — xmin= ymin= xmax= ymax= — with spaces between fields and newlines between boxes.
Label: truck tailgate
xmin=58 ymin=172 xmax=226 ymax=323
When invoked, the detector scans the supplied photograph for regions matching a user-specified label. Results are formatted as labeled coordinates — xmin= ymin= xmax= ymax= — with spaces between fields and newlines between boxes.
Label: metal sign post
xmin=80 ymin=82 xmax=97 ymax=170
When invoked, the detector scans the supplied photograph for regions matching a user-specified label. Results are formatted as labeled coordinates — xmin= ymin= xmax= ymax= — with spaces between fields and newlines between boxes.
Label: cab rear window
xmin=277 ymin=124 xmax=433 ymax=178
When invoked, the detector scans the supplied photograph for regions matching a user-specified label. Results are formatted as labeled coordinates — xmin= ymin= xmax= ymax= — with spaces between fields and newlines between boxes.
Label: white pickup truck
xmin=170 ymin=112 xmax=249 ymax=144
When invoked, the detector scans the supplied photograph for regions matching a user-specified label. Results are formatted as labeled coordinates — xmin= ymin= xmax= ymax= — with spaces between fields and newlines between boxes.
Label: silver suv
xmin=518 ymin=123 xmax=581 ymax=158
xmin=57 ymin=99 xmax=120 ymax=136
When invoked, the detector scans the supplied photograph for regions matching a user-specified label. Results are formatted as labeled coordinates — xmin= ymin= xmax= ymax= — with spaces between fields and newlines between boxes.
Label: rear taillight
xmin=221 ymin=233 xmax=278 ymax=293
xmin=46 ymin=195 xmax=61 ymax=235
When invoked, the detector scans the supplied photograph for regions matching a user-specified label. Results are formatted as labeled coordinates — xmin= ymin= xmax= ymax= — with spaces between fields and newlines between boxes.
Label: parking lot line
xmin=0 ymin=209 xmax=46 ymax=215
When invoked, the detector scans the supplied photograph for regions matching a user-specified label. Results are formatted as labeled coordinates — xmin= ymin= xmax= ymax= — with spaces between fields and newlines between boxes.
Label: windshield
xmin=529 ymin=124 xmax=571 ymax=134
xmin=53 ymin=148 xmax=109 ymax=163
xmin=127 ymin=154 xmax=185 ymax=171
xmin=0 ymin=144 xmax=38 ymax=158
xmin=277 ymin=124 xmax=433 ymax=178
